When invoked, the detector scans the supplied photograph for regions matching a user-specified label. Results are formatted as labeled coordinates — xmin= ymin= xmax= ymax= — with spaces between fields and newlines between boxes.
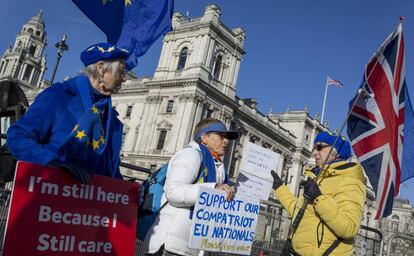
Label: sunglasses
xmin=207 ymin=132 xmax=229 ymax=140
xmin=313 ymin=143 xmax=331 ymax=151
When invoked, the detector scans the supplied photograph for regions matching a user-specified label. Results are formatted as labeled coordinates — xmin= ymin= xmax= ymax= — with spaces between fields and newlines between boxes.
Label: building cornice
xmin=235 ymin=109 xmax=296 ymax=149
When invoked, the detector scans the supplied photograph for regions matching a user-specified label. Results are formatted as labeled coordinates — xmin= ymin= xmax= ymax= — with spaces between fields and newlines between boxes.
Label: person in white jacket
xmin=142 ymin=118 xmax=239 ymax=256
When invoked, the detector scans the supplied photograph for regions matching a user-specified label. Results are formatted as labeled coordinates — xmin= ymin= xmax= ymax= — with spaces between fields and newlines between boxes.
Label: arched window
xmin=391 ymin=215 xmax=400 ymax=231
xmin=177 ymin=47 xmax=188 ymax=71
xmin=28 ymin=28 xmax=33 ymax=34
xmin=29 ymin=45 xmax=36 ymax=56
xmin=213 ymin=55 xmax=223 ymax=80
xmin=23 ymin=64 xmax=33 ymax=81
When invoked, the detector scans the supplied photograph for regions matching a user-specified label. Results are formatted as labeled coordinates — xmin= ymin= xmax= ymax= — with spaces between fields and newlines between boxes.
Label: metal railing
xmin=386 ymin=233 xmax=414 ymax=256
xmin=354 ymin=225 xmax=384 ymax=256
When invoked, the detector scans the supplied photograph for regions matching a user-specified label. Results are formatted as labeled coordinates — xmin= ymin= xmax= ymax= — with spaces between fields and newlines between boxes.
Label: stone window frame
xmin=174 ymin=41 xmax=192 ymax=72
xmin=126 ymin=105 xmax=133 ymax=118
xmin=210 ymin=46 xmax=228 ymax=82
xmin=156 ymin=130 xmax=168 ymax=150
xmin=176 ymin=47 xmax=188 ymax=71
xmin=166 ymin=100 xmax=174 ymax=113
xmin=29 ymin=44 xmax=37 ymax=56
xmin=212 ymin=54 xmax=223 ymax=80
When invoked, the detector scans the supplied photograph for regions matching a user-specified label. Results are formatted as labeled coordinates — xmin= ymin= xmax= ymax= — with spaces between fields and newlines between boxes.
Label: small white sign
xmin=237 ymin=142 xmax=280 ymax=200
xmin=188 ymin=187 xmax=260 ymax=255
xmin=236 ymin=171 xmax=273 ymax=201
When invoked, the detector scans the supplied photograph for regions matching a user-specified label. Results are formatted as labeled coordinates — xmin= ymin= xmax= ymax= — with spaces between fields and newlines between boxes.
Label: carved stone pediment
xmin=157 ymin=120 xmax=173 ymax=130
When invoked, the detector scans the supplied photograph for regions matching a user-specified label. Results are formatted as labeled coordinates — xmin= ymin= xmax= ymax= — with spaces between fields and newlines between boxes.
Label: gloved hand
xmin=301 ymin=177 xmax=322 ymax=203
xmin=49 ymin=159 xmax=90 ymax=184
xmin=271 ymin=170 xmax=283 ymax=190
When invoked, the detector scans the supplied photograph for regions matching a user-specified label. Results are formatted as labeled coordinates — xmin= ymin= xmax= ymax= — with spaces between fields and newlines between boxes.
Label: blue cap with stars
xmin=80 ymin=42 xmax=129 ymax=66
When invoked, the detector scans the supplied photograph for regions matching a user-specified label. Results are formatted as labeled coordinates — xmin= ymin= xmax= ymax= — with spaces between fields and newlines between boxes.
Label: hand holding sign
xmin=215 ymin=183 xmax=235 ymax=201
xmin=237 ymin=142 xmax=281 ymax=200
xmin=189 ymin=187 xmax=260 ymax=255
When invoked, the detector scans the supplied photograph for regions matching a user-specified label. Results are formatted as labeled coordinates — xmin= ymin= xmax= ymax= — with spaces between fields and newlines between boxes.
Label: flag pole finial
xmin=399 ymin=16 xmax=405 ymax=23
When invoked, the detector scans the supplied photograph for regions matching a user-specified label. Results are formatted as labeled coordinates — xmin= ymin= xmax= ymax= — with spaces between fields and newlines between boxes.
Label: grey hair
xmin=83 ymin=60 xmax=123 ymax=80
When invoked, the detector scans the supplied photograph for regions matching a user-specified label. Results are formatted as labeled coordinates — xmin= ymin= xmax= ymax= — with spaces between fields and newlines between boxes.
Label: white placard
xmin=236 ymin=171 xmax=273 ymax=201
xmin=188 ymin=187 xmax=260 ymax=255
xmin=237 ymin=142 xmax=280 ymax=200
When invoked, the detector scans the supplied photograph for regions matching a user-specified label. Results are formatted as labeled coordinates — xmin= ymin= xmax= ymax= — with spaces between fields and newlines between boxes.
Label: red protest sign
xmin=3 ymin=161 xmax=139 ymax=255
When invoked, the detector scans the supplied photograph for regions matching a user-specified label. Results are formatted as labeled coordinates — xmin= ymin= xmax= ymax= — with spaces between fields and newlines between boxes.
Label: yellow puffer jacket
xmin=274 ymin=161 xmax=366 ymax=256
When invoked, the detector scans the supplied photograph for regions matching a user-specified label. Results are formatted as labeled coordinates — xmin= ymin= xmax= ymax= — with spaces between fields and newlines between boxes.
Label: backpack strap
xmin=322 ymin=238 xmax=342 ymax=256
xmin=159 ymin=148 xmax=205 ymax=211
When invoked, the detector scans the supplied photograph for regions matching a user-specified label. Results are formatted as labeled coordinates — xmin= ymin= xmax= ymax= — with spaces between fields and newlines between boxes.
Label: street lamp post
xmin=50 ymin=35 xmax=69 ymax=85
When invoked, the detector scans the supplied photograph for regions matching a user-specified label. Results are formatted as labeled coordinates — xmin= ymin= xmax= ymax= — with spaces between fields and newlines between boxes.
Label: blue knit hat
xmin=314 ymin=131 xmax=352 ymax=159
xmin=80 ymin=43 xmax=129 ymax=66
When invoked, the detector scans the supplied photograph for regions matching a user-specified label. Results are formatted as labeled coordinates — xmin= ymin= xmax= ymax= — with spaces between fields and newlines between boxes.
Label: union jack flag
xmin=347 ymin=22 xmax=414 ymax=219
xmin=327 ymin=77 xmax=343 ymax=87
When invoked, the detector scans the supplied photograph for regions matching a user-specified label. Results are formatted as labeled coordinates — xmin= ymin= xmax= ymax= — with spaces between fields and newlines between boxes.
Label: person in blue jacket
xmin=7 ymin=42 xmax=129 ymax=182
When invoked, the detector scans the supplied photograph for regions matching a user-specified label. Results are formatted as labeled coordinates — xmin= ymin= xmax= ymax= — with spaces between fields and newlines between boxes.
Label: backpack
xmin=136 ymin=149 xmax=204 ymax=241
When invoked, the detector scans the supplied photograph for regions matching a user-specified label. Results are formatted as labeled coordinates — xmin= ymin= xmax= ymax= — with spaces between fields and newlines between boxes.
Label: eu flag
xmin=72 ymin=0 xmax=124 ymax=43
xmin=402 ymin=84 xmax=414 ymax=183
xmin=72 ymin=0 xmax=174 ymax=70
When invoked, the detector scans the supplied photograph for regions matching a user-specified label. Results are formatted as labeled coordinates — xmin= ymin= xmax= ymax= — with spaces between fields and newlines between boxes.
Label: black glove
xmin=301 ymin=177 xmax=322 ymax=203
xmin=49 ymin=159 xmax=90 ymax=184
xmin=271 ymin=170 xmax=283 ymax=190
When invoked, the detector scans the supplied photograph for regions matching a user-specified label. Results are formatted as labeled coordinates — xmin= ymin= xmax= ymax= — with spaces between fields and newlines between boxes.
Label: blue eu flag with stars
xmin=72 ymin=0 xmax=174 ymax=70
xmin=58 ymin=97 xmax=112 ymax=176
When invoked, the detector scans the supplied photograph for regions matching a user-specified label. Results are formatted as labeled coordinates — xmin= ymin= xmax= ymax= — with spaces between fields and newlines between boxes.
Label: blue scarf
xmin=197 ymin=143 xmax=229 ymax=184
xmin=189 ymin=144 xmax=229 ymax=219
xmin=58 ymin=76 xmax=116 ymax=177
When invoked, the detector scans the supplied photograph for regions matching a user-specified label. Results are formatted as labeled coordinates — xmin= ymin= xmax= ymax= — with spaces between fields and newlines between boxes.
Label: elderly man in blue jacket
xmin=7 ymin=42 xmax=129 ymax=182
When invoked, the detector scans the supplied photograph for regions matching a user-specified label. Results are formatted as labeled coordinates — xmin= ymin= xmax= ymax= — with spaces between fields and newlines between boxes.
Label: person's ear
xmin=200 ymin=134 xmax=209 ymax=145
xmin=96 ymin=61 xmax=105 ymax=76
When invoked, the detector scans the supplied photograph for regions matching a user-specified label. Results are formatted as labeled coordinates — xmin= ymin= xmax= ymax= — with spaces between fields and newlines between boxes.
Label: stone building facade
xmin=379 ymin=198 xmax=414 ymax=255
xmin=112 ymin=5 xmax=326 ymax=196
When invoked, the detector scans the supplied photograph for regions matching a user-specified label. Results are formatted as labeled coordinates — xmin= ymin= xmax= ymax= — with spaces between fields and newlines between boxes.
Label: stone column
xmin=145 ymin=96 xmax=163 ymax=152
xmin=174 ymin=94 xmax=200 ymax=150
xmin=196 ymin=35 xmax=209 ymax=65
xmin=231 ymin=58 xmax=241 ymax=87
xmin=205 ymin=36 xmax=216 ymax=68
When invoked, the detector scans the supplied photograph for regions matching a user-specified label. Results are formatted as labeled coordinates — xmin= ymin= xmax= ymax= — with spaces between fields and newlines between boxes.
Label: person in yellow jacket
xmin=271 ymin=131 xmax=366 ymax=256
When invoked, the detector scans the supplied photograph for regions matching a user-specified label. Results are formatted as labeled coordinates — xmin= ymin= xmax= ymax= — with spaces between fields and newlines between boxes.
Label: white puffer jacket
xmin=142 ymin=142 xmax=226 ymax=256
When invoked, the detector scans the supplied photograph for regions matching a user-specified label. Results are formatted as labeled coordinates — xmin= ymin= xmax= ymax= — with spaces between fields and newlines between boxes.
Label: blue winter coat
xmin=6 ymin=76 xmax=123 ymax=178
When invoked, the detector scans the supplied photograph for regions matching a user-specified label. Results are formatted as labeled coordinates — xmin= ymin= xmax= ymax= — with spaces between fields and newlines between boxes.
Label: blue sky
xmin=1 ymin=0 xmax=414 ymax=205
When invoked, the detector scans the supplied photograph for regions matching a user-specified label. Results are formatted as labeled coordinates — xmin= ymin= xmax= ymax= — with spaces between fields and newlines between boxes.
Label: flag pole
xmin=321 ymin=76 xmax=329 ymax=123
